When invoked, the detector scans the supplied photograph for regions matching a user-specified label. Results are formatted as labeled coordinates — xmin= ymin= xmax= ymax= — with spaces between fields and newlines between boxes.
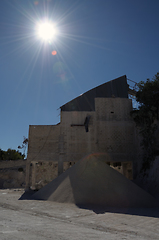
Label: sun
xmin=37 ymin=21 xmax=58 ymax=42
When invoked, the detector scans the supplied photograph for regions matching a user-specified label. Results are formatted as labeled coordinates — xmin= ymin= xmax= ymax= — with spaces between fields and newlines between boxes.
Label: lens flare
xmin=52 ymin=50 xmax=57 ymax=55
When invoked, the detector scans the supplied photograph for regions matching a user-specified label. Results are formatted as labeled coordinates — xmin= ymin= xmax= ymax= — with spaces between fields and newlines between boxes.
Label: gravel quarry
xmin=1 ymin=154 xmax=159 ymax=239
xmin=1 ymin=189 xmax=159 ymax=240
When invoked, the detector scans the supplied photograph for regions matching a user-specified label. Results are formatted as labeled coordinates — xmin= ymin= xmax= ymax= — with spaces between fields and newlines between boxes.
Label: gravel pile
xmin=32 ymin=154 xmax=158 ymax=208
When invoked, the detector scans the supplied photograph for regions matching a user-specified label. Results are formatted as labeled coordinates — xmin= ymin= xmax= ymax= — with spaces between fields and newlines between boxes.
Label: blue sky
xmin=0 ymin=0 xmax=159 ymax=153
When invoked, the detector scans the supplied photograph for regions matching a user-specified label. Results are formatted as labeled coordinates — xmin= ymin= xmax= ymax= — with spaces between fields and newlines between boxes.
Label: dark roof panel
xmin=61 ymin=75 xmax=128 ymax=111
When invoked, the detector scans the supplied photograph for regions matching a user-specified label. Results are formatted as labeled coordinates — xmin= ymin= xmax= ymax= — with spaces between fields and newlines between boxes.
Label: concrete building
xmin=26 ymin=75 xmax=139 ymax=190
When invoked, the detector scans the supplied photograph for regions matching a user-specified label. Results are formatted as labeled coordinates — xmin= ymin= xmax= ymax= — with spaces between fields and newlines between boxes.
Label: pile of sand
xmin=32 ymin=154 xmax=158 ymax=208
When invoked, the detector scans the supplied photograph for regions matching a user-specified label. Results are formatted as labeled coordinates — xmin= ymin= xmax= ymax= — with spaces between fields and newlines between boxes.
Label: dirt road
xmin=0 ymin=189 xmax=159 ymax=239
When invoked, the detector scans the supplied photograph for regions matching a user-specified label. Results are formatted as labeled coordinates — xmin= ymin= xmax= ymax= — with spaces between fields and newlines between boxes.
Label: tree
xmin=131 ymin=72 xmax=159 ymax=171
xmin=0 ymin=148 xmax=25 ymax=160
xmin=18 ymin=136 xmax=28 ymax=157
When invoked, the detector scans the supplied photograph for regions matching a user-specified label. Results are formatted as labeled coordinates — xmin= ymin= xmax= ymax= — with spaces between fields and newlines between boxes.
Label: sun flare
xmin=37 ymin=21 xmax=58 ymax=41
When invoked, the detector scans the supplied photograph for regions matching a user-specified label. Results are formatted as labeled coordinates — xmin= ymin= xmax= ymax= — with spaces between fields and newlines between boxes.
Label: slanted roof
xmin=60 ymin=75 xmax=128 ymax=111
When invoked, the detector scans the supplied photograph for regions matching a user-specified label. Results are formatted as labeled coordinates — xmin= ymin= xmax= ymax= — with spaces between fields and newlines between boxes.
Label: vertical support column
xmin=58 ymin=155 xmax=63 ymax=176
xmin=87 ymin=128 xmax=91 ymax=154
xmin=31 ymin=162 xmax=36 ymax=190
xmin=122 ymin=162 xmax=133 ymax=180
xmin=25 ymin=126 xmax=31 ymax=191
xmin=58 ymin=134 xmax=64 ymax=176
xmin=25 ymin=161 xmax=31 ymax=191
xmin=121 ymin=162 xmax=127 ymax=177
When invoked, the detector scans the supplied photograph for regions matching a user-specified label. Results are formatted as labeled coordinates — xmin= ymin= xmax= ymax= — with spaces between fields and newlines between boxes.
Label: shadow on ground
xmin=77 ymin=204 xmax=159 ymax=218
xmin=19 ymin=190 xmax=159 ymax=218
xmin=18 ymin=189 xmax=37 ymax=200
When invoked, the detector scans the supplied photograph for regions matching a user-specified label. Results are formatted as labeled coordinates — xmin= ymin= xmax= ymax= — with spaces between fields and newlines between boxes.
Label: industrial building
xmin=26 ymin=75 xmax=140 ymax=190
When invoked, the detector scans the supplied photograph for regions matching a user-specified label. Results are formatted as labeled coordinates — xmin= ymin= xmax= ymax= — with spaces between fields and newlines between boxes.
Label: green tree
xmin=131 ymin=72 xmax=159 ymax=171
xmin=0 ymin=148 xmax=25 ymax=160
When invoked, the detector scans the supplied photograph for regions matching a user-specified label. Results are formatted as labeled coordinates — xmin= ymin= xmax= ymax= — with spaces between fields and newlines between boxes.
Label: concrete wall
xmin=26 ymin=98 xmax=138 ymax=190
xmin=0 ymin=160 xmax=26 ymax=189
xmin=60 ymin=98 xmax=135 ymax=162
xmin=29 ymin=161 xmax=76 ymax=190
xmin=28 ymin=160 xmax=133 ymax=190
xmin=27 ymin=124 xmax=60 ymax=162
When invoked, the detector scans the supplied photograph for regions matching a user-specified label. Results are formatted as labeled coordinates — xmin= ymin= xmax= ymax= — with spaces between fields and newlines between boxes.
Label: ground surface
xmin=0 ymin=189 xmax=159 ymax=240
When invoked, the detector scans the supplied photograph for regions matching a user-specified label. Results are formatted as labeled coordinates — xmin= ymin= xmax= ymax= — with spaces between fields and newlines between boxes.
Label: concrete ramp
xmin=32 ymin=154 xmax=158 ymax=208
